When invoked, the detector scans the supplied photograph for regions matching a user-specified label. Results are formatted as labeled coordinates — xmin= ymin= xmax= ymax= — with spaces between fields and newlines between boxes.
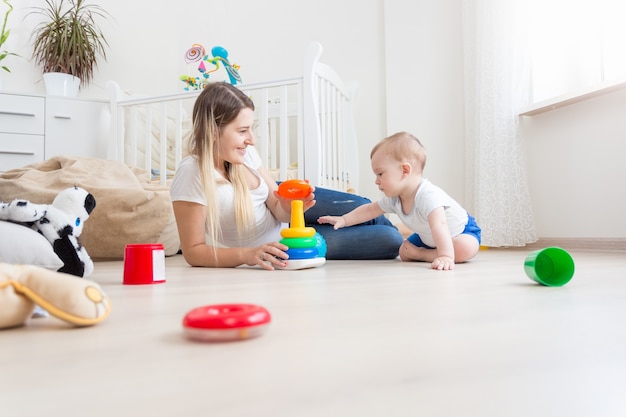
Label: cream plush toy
xmin=0 ymin=262 xmax=111 ymax=329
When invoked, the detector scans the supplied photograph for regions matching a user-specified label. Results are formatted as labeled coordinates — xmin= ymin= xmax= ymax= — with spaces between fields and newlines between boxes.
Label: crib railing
xmin=106 ymin=42 xmax=359 ymax=193
xmin=107 ymin=78 xmax=305 ymax=187
xmin=303 ymin=43 xmax=359 ymax=193
xmin=106 ymin=82 xmax=195 ymax=184
xmin=240 ymin=77 xmax=304 ymax=183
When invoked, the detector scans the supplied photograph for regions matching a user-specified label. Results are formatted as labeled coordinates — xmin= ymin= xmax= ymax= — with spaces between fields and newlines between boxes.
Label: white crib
xmin=106 ymin=42 xmax=359 ymax=193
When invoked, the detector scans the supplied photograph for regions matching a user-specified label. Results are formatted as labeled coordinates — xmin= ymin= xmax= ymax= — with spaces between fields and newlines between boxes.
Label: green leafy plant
xmin=30 ymin=0 xmax=111 ymax=86
xmin=0 ymin=0 xmax=19 ymax=73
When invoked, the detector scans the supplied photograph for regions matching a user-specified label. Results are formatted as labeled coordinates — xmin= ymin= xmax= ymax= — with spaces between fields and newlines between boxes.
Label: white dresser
xmin=0 ymin=92 xmax=108 ymax=172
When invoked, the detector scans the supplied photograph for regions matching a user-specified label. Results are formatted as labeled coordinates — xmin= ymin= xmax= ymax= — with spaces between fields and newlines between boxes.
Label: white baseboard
xmin=388 ymin=214 xmax=626 ymax=252
xmin=506 ymin=238 xmax=626 ymax=252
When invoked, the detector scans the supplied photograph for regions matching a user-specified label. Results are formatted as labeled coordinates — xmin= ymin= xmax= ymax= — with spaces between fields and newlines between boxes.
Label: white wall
xmin=383 ymin=0 xmax=466 ymax=205
xmin=521 ymin=90 xmax=626 ymax=238
xmin=383 ymin=0 xmax=626 ymax=240
xmin=3 ymin=0 xmax=387 ymax=199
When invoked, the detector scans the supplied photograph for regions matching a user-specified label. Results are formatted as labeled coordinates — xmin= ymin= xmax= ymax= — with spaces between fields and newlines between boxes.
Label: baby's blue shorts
xmin=407 ymin=214 xmax=482 ymax=249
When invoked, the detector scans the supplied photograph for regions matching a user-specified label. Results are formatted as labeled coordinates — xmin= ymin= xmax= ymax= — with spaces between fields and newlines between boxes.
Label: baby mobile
xmin=180 ymin=44 xmax=242 ymax=90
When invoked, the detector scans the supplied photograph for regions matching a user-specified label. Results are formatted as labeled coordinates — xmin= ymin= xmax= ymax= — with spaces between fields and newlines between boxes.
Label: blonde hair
xmin=370 ymin=131 xmax=426 ymax=172
xmin=188 ymin=82 xmax=256 ymax=251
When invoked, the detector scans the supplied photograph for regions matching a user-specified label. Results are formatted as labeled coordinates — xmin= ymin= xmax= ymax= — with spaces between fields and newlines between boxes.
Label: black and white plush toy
xmin=0 ymin=186 xmax=96 ymax=277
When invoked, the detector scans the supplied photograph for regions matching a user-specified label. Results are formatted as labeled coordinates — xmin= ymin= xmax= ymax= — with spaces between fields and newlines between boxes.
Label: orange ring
xmin=277 ymin=180 xmax=312 ymax=199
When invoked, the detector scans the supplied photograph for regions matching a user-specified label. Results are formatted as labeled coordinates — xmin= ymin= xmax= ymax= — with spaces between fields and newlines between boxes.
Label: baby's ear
xmin=401 ymin=162 xmax=413 ymax=175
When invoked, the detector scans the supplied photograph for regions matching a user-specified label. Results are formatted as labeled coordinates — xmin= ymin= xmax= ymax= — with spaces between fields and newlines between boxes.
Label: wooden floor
xmin=2 ymin=248 xmax=626 ymax=417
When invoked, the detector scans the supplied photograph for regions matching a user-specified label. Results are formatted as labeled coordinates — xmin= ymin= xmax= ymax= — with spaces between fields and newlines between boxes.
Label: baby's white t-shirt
xmin=378 ymin=178 xmax=468 ymax=247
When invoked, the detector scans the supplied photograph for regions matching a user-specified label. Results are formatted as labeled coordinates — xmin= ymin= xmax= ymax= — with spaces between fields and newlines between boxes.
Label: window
xmin=528 ymin=0 xmax=626 ymax=103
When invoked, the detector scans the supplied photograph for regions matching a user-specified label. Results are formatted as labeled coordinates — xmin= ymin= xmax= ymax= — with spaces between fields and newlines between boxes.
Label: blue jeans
xmin=303 ymin=187 xmax=403 ymax=260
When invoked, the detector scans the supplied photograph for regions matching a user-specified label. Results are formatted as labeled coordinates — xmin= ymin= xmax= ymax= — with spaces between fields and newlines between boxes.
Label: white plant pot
xmin=43 ymin=72 xmax=81 ymax=97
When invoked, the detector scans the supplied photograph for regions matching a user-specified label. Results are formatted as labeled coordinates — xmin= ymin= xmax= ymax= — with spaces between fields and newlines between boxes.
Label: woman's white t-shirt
xmin=169 ymin=146 xmax=282 ymax=247
xmin=377 ymin=178 xmax=468 ymax=248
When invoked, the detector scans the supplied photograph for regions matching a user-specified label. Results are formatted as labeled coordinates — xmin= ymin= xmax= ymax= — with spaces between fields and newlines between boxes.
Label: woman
xmin=170 ymin=82 xmax=403 ymax=270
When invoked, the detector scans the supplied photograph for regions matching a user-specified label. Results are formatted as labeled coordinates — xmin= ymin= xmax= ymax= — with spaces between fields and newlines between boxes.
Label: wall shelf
xmin=518 ymin=79 xmax=626 ymax=117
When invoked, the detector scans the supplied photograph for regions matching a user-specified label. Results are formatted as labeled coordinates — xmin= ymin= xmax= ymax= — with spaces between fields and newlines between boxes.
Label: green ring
xmin=280 ymin=237 xmax=317 ymax=248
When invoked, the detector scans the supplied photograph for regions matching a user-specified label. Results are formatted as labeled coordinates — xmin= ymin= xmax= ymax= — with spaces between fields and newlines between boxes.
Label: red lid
xmin=182 ymin=304 xmax=271 ymax=330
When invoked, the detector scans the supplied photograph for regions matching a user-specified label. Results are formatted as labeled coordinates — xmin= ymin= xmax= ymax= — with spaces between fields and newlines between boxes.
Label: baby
xmin=318 ymin=131 xmax=481 ymax=270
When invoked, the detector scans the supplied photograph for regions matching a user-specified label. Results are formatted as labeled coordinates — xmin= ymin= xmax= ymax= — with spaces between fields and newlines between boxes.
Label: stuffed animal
xmin=0 ymin=262 xmax=111 ymax=329
xmin=0 ymin=186 xmax=96 ymax=277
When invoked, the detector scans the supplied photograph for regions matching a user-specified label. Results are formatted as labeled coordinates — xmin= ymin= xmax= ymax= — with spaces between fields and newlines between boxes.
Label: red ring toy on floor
xmin=182 ymin=304 xmax=271 ymax=342
xmin=277 ymin=179 xmax=312 ymax=199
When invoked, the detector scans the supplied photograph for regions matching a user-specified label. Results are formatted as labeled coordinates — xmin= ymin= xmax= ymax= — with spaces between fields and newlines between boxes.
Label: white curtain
xmin=462 ymin=1 xmax=537 ymax=247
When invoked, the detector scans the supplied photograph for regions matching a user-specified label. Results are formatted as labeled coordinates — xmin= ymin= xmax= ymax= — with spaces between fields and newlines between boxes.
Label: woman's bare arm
xmin=172 ymin=201 xmax=287 ymax=270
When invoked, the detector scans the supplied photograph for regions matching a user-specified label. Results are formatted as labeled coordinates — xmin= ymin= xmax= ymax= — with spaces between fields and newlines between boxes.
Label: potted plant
xmin=30 ymin=0 xmax=111 ymax=96
xmin=0 ymin=0 xmax=18 ymax=75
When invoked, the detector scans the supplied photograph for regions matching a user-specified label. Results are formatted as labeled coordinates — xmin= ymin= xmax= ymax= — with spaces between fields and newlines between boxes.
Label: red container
xmin=123 ymin=243 xmax=166 ymax=285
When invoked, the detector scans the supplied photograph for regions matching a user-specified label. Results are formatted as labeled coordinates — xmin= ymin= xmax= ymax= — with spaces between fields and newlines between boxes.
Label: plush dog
xmin=0 ymin=186 xmax=96 ymax=277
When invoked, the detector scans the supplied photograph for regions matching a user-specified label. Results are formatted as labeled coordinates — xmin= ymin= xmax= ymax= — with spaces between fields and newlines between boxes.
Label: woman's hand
xmin=274 ymin=186 xmax=316 ymax=214
xmin=247 ymin=242 xmax=289 ymax=270
xmin=302 ymin=186 xmax=316 ymax=212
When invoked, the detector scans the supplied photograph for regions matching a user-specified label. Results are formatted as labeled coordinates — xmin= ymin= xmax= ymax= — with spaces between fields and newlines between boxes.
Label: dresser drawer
xmin=45 ymin=97 xmax=107 ymax=159
xmin=0 ymin=133 xmax=45 ymax=172
xmin=0 ymin=94 xmax=45 ymax=135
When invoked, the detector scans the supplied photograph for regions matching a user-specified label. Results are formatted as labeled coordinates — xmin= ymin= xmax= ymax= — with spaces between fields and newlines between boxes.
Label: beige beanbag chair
xmin=0 ymin=156 xmax=179 ymax=260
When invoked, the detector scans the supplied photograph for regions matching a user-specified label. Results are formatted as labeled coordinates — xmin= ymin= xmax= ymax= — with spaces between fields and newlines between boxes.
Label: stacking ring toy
xmin=315 ymin=232 xmax=327 ymax=258
xmin=182 ymin=304 xmax=271 ymax=342
xmin=286 ymin=247 xmax=318 ymax=259
xmin=280 ymin=237 xmax=317 ymax=248
xmin=273 ymin=188 xmax=326 ymax=270
xmin=280 ymin=227 xmax=316 ymax=238
xmin=277 ymin=180 xmax=312 ymax=199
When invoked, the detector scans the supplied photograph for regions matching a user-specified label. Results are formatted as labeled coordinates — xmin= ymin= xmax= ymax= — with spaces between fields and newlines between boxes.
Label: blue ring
xmin=286 ymin=247 xmax=318 ymax=260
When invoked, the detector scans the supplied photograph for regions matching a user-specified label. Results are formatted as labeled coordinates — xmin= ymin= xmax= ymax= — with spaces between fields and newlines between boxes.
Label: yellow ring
xmin=280 ymin=227 xmax=316 ymax=238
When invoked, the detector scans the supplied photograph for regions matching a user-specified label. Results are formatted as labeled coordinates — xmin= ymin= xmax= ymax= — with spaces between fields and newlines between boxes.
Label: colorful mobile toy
xmin=180 ymin=43 xmax=242 ymax=91
xmin=276 ymin=180 xmax=326 ymax=270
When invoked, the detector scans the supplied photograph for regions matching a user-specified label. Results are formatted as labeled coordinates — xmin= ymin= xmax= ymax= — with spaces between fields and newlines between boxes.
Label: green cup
xmin=524 ymin=247 xmax=575 ymax=286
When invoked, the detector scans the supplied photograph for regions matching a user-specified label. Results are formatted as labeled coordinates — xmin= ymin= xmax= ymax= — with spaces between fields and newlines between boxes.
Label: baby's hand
xmin=431 ymin=256 xmax=454 ymax=271
xmin=317 ymin=215 xmax=346 ymax=230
